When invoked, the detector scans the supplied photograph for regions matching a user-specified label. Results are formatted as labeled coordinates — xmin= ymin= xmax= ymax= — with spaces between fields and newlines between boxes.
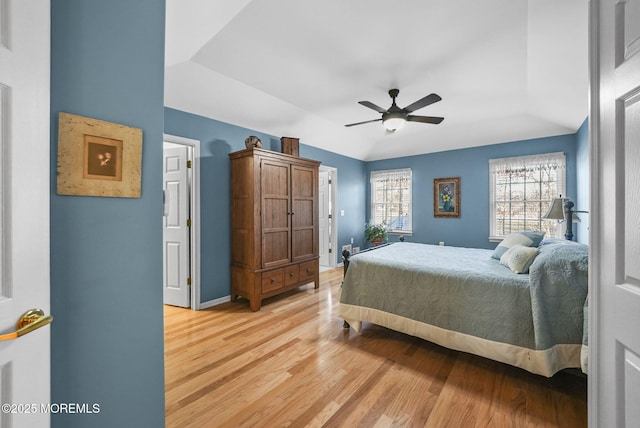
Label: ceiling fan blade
xmin=402 ymin=93 xmax=442 ymax=113
xmin=406 ymin=115 xmax=444 ymax=124
xmin=344 ymin=118 xmax=383 ymax=127
xmin=358 ymin=101 xmax=387 ymax=113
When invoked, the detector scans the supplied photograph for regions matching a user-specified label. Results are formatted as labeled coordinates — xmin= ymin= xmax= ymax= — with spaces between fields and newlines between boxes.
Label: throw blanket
xmin=339 ymin=242 xmax=589 ymax=376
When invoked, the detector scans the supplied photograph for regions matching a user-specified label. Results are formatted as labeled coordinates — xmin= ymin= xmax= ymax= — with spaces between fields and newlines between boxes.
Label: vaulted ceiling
xmin=165 ymin=0 xmax=588 ymax=161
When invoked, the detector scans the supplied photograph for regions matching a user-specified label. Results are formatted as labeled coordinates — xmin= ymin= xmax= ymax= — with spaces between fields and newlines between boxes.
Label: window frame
xmin=370 ymin=168 xmax=413 ymax=235
xmin=489 ymin=152 xmax=566 ymax=241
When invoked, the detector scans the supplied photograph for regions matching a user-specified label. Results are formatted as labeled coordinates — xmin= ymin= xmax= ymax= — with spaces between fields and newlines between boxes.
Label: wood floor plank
xmin=165 ymin=268 xmax=587 ymax=427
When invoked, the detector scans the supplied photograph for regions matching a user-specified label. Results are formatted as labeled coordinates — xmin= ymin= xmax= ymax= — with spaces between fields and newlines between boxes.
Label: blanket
xmin=339 ymin=242 xmax=589 ymax=376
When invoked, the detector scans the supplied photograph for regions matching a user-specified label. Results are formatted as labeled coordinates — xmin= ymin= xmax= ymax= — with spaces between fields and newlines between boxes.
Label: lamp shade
xmin=544 ymin=198 xmax=566 ymax=220
xmin=544 ymin=196 xmax=586 ymax=240
xmin=544 ymin=197 xmax=582 ymax=223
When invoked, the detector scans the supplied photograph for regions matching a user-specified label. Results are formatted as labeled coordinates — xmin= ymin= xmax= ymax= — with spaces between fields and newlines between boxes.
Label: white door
xmin=163 ymin=145 xmax=191 ymax=307
xmin=0 ymin=0 xmax=51 ymax=427
xmin=318 ymin=170 xmax=330 ymax=267
xmin=591 ymin=0 xmax=640 ymax=426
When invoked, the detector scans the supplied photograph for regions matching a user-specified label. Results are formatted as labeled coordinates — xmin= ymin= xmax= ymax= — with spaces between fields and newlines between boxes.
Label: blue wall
xmin=164 ymin=108 xmax=366 ymax=303
xmin=366 ymin=134 xmax=579 ymax=249
xmin=51 ymin=1 xmax=165 ymax=427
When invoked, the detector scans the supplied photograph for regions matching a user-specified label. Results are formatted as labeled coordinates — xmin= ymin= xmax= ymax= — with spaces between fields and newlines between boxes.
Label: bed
xmin=338 ymin=238 xmax=589 ymax=377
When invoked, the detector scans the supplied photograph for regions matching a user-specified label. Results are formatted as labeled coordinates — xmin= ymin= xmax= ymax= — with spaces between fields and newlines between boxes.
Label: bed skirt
xmin=339 ymin=303 xmax=583 ymax=378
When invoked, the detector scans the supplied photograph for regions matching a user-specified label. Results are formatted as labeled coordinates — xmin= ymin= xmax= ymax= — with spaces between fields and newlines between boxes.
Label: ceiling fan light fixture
xmin=345 ymin=88 xmax=443 ymax=130
xmin=382 ymin=114 xmax=406 ymax=132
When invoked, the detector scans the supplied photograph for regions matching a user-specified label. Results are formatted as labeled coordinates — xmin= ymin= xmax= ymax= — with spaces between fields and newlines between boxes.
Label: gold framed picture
xmin=57 ymin=112 xmax=142 ymax=197
xmin=434 ymin=177 xmax=460 ymax=218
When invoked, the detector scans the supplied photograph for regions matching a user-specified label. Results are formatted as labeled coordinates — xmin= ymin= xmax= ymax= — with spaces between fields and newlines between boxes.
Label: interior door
xmin=591 ymin=0 xmax=640 ymax=426
xmin=163 ymin=145 xmax=191 ymax=307
xmin=0 ymin=0 xmax=51 ymax=426
xmin=318 ymin=170 xmax=330 ymax=267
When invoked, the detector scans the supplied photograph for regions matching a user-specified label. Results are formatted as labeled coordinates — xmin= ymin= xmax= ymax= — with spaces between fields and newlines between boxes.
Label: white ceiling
xmin=165 ymin=0 xmax=588 ymax=161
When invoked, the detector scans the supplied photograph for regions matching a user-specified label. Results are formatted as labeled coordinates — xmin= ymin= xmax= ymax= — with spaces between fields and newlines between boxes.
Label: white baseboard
xmin=198 ymin=295 xmax=230 ymax=310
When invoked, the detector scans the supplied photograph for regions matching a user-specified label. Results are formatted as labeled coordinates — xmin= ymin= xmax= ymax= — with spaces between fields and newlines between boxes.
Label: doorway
xmin=163 ymin=134 xmax=201 ymax=309
xmin=319 ymin=165 xmax=338 ymax=270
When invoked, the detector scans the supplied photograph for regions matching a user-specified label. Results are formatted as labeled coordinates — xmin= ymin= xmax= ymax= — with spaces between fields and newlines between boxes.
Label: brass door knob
xmin=0 ymin=309 xmax=53 ymax=341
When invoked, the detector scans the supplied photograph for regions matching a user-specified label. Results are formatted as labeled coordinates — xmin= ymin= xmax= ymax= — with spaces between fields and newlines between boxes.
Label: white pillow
xmin=492 ymin=231 xmax=545 ymax=259
xmin=500 ymin=244 xmax=539 ymax=274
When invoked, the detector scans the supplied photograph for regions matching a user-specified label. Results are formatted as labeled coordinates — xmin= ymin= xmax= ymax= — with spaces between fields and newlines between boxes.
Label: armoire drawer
xmin=261 ymin=269 xmax=284 ymax=293
xmin=285 ymin=265 xmax=299 ymax=286
xmin=299 ymin=260 xmax=317 ymax=282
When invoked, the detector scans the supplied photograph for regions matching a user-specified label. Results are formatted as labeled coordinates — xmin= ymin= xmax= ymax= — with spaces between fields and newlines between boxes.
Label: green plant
xmin=365 ymin=222 xmax=388 ymax=243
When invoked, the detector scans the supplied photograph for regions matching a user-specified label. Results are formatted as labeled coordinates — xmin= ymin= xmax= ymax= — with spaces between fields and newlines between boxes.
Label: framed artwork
xmin=57 ymin=112 xmax=142 ymax=197
xmin=434 ymin=177 xmax=460 ymax=218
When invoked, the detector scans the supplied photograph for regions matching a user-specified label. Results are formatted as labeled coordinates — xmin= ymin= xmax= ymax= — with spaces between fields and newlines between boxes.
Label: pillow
xmin=492 ymin=231 xmax=545 ymax=260
xmin=530 ymin=241 xmax=589 ymax=277
xmin=539 ymin=238 xmax=581 ymax=246
xmin=500 ymin=244 xmax=539 ymax=274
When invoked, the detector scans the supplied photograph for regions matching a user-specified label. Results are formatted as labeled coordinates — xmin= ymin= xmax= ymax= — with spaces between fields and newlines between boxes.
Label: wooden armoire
xmin=229 ymin=147 xmax=320 ymax=311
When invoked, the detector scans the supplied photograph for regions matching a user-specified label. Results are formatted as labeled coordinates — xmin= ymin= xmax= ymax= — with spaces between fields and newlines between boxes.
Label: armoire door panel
xmin=263 ymin=230 xmax=290 ymax=267
xmin=292 ymin=199 xmax=314 ymax=228
xmin=292 ymin=166 xmax=315 ymax=198
xmin=263 ymin=198 xmax=289 ymax=229
xmin=292 ymin=229 xmax=314 ymax=261
xmin=262 ymin=161 xmax=290 ymax=196
xmin=291 ymin=164 xmax=317 ymax=262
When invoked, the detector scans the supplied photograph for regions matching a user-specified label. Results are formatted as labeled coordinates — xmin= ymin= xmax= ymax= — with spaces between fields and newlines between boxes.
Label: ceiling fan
xmin=345 ymin=89 xmax=444 ymax=132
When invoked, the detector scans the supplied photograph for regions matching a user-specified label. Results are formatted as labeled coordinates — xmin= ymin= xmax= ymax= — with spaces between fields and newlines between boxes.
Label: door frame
xmin=319 ymin=165 xmax=338 ymax=268
xmin=163 ymin=134 xmax=201 ymax=310
xmin=587 ymin=1 xmax=599 ymax=424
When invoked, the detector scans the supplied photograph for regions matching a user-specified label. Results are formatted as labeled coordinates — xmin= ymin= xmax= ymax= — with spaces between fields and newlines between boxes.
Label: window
xmin=489 ymin=152 xmax=566 ymax=240
xmin=370 ymin=168 xmax=412 ymax=233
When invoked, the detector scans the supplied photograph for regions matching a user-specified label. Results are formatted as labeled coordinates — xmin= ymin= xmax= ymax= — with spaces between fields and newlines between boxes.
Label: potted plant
xmin=365 ymin=223 xmax=388 ymax=246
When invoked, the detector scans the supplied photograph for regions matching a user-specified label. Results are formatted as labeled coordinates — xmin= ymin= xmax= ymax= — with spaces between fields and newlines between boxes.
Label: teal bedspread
xmin=528 ymin=241 xmax=589 ymax=349
xmin=339 ymin=241 xmax=589 ymax=375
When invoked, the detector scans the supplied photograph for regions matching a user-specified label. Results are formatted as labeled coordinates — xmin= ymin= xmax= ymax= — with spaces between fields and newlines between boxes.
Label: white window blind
xmin=489 ymin=152 xmax=566 ymax=240
xmin=370 ymin=168 xmax=412 ymax=233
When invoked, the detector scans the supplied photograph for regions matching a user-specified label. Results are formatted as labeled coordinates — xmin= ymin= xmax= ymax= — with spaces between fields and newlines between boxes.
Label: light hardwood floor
xmin=165 ymin=268 xmax=587 ymax=427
